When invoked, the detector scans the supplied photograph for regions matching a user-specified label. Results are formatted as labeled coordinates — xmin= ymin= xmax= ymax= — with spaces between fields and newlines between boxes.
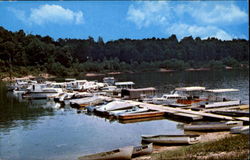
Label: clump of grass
xmin=152 ymin=134 xmax=249 ymax=160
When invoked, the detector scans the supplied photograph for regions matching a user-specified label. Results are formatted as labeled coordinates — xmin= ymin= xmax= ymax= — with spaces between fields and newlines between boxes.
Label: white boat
xmin=132 ymin=143 xmax=153 ymax=157
xmin=152 ymin=91 xmax=185 ymax=105
xmin=230 ymin=126 xmax=249 ymax=134
xmin=78 ymin=146 xmax=134 ymax=160
xmin=60 ymin=92 xmax=93 ymax=105
xmin=96 ymin=100 xmax=135 ymax=112
xmin=153 ymin=86 xmax=206 ymax=105
xmin=183 ymin=121 xmax=243 ymax=131
xmin=202 ymin=89 xmax=241 ymax=108
xmin=22 ymin=84 xmax=63 ymax=99
xmin=109 ymin=106 xmax=149 ymax=116
xmin=141 ymin=134 xmax=201 ymax=145
xmin=103 ymin=77 xmax=115 ymax=85
xmin=70 ymin=96 xmax=105 ymax=108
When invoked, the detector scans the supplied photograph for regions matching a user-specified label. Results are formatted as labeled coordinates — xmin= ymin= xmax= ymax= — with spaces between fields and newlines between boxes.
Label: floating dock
xmin=119 ymin=100 xmax=249 ymax=123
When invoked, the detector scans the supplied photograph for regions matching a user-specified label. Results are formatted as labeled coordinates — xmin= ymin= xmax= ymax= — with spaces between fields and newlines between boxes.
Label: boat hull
xmin=184 ymin=121 xmax=243 ymax=131
xmin=141 ymin=135 xmax=200 ymax=145
xmin=78 ymin=146 xmax=134 ymax=160
xmin=118 ymin=111 xmax=165 ymax=120
xmin=132 ymin=143 xmax=153 ymax=157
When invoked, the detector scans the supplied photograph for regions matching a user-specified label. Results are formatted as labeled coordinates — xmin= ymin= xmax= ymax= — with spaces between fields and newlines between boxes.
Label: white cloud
xmin=126 ymin=1 xmax=247 ymax=40
xmin=127 ymin=1 xmax=171 ymax=28
xmin=185 ymin=3 xmax=248 ymax=25
xmin=11 ymin=4 xmax=84 ymax=25
xmin=166 ymin=23 xmax=232 ymax=40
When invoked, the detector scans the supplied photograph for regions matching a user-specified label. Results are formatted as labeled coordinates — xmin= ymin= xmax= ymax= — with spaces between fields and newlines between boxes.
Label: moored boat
xmin=141 ymin=134 xmax=200 ymax=145
xmin=78 ymin=146 xmax=134 ymax=160
xmin=109 ymin=106 xmax=149 ymax=117
xmin=118 ymin=111 xmax=165 ymax=120
xmin=70 ymin=96 xmax=105 ymax=109
xmin=132 ymin=143 xmax=153 ymax=157
xmin=183 ymin=121 xmax=243 ymax=131
xmin=95 ymin=100 xmax=135 ymax=113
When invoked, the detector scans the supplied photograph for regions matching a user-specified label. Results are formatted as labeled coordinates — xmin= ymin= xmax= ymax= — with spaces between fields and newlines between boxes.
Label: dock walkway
xmin=125 ymin=101 xmax=249 ymax=122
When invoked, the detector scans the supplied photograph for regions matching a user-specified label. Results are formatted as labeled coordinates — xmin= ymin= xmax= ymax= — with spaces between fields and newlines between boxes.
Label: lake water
xmin=0 ymin=70 xmax=249 ymax=160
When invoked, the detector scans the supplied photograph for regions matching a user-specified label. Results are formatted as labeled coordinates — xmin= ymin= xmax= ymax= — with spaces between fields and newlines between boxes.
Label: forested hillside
xmin=0 ymin=26 xmax=248 ymax=77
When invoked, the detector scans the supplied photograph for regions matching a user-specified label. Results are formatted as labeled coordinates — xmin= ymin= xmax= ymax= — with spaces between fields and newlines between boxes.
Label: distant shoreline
xmin=1 ymin=67 xmax=248 ymax=82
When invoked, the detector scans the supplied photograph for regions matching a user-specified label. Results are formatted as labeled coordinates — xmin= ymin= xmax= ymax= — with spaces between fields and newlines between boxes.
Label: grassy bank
xmin=151 ymin=134 xmax=249 ymax=160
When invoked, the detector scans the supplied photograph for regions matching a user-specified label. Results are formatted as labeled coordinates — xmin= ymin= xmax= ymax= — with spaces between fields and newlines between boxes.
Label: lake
xmin=0 ymin=70 xmax=249 ymax=160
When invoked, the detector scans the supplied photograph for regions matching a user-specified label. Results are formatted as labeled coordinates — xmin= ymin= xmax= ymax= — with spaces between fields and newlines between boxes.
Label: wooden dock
xmin=123 ymin=100 xmax=249 ymax=123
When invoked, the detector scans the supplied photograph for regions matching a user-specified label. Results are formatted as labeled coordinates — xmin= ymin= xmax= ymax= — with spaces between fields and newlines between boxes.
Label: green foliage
xmin=0 ymin=26 xmax=249 ymax=78
xmin=222 ymin=57 xmax=240 ymax=68
xmin=160 ymin=59 xmax=189 ymax=70
xmin=153 ymin=134 xmax=249 ymax=160
xmin=208 ymin=60 xmax=225 ymax=70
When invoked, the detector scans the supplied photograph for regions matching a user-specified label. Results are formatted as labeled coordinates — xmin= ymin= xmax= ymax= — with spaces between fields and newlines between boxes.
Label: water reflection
xmin=0 ymin=83 xmax=57 ymax=133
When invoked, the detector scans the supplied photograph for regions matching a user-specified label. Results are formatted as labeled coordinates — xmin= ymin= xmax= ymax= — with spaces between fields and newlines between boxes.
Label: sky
xmin=0 ymin=1 xmax=248 ymax=42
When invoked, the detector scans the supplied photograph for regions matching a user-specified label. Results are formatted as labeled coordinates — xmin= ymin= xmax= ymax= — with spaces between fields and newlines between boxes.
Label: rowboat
xmin=78 ymin=146 xmax=134 ymax=160
xmin=118 ymin=111 xmax=165 ymax=120
xmin=132 ymin=143 xmax=153 ymax=157
xmin=141 ymin=135 xmax=200 ymax=145
xmin=210 ymin=110 xmax=249 ymax=117
xmin=230 ymin=126 xmax=249 ymax=134
xmin=183 ymin=121 xmax=243 ymax=131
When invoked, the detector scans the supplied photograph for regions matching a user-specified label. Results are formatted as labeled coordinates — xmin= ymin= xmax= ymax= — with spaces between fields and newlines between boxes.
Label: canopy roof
xmin=115 ymin=81 xmax=135 ymax=86
xmin=175 ymin=86 xmax=206 ymax=91
xmin=205 ymin=89 xmax=239 ymax=93
xmin=125 ymin=87 xmax=156 ymax=91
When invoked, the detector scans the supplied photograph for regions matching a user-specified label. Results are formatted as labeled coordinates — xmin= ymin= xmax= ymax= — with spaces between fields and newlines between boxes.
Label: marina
xmin=0 ymin=70 xmax=249 ymax=160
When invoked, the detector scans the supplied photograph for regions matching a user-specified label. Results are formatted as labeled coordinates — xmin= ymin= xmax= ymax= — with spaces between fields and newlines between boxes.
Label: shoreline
xmin=1 ymin=67 xmax=249 ymax=82
xmin=133 ymin=131 xmax=237 ymax=160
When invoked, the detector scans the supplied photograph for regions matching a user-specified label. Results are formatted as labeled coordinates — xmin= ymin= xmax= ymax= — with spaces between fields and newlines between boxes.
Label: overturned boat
xmin=141 ymin=134 xmax=200 ymax=145
xmin=230 ymin=126 xmax=249 ymax=135
xmin=132 ymin=143 xmax=153 ymax=157
xmin=78 ymin=146 xmax=134 ymax=160
xmin=183 ymin=121 xmax=243 ymax=131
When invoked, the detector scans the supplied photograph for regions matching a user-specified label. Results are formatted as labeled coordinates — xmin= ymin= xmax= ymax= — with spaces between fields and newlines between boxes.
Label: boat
xmin=95 ymin=100 xmax=135 ymax=113
xmin=210 ymin=110 xmax=249 ymax=117
xmin=152 ymin=90 xmax=185 ymax=105
xmin=201 ymin=89 xmax=241 ymax=108
xmin=132 ymin=143 xmax=153 ymax=157
xmin=22 ymin=84 xmax=64 ymax=99
xmin=78 ymin=146 xmax=134 ymax=160
xmin=171 ymin=86 xmax=207 ymax=105
xmin=183 ymin=121 xmax=243 ymax=131
xmin=141 ymin=135 xmax=200 ymax=145
xmin=103 ymin=77 xmax=115 ymax=85
xmin=60 ymin=92 xmax=93 ymax=105
xmin=70 ymin=96 xmax=105 ymax=109
xmin=118 ymin=111 xmax=165 ymax=120
xmin=109 ymin=106 xmax=149 ymax=117
xmin=230 ymin=126 xmax=249 ymax=134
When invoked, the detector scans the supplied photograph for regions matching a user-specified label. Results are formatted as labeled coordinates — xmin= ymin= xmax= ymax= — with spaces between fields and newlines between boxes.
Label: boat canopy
xmin=125 ymin=87 xmax=156 ymax=92
xmin=205 ymin=89 xmax=239 ymax=93
xmin=175 ymin=86 xmax=206 ymax=91
xmin=115 ymin=82 xmax=135 ymax=86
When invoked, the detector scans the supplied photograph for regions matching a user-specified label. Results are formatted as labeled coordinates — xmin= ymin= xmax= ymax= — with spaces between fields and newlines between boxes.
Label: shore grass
xmin=152 ymin=134 xmax=249 ymax=160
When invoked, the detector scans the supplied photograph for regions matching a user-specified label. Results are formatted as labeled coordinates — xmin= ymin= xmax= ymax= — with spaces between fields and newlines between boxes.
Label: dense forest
xmin=0 ymin=26 xmax=249 ymax=78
